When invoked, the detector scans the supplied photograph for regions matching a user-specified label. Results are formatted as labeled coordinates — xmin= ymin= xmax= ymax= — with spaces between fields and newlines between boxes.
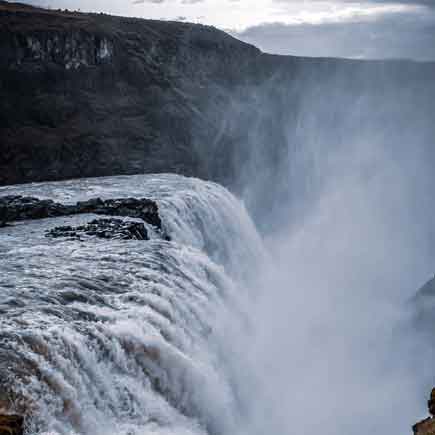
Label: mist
xmin=211 ymin=64 xmax=435 ymax=435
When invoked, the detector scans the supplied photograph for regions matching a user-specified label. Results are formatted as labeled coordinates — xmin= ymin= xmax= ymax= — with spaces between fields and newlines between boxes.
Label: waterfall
xmin=0 ymin=174 xmax=264 ymax=435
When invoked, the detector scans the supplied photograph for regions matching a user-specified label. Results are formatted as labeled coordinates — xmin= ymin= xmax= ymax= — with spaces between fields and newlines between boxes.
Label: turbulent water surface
xmin=1 ymin=164 xmax=435 ymax=435
xmin=0 ymin=174 xmax=264 ymax=435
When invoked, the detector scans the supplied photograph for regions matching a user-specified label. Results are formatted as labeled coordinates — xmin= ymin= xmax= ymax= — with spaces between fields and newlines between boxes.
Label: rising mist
xmin=212 ymin=63 xmax=435 ymax=435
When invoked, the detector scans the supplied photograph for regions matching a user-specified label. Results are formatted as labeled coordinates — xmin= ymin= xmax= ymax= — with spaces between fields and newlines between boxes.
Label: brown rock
xmin=414 ymin=418 xmax=435 ymax=435
xmin=413 ymin=389 xmax=435 ymax=435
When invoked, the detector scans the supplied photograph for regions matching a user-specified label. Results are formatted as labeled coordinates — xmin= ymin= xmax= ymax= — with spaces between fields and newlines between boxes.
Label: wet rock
xmin=46 ymin=218 xmax=149 ymax=240
xmin=0 ymin=195 xmax=70 ymax=223
xmin=0 ymin=195 xmax=162 ymax=231
xmin=0 ymin=415 xmax=23 ymax=435
xmin=76 ymin=197 xmax=162 ymax=229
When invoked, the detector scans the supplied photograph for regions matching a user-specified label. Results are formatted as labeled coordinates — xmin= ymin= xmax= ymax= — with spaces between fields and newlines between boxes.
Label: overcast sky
xmin=16 ymin=0 xmax=435 ymax=60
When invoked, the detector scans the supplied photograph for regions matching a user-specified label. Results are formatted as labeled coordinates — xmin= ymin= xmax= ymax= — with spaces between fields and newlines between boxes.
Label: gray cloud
xmin=234 ymin=9 xmax=435 ymax=60
xmin=343 ymin=0 xmax=435 ymax=5
xmin=274 ymin=0 xmax=435 ymax=6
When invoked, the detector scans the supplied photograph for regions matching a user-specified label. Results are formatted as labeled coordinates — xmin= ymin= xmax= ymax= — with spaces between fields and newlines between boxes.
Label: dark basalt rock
xmin=76 ymin=197 xmax=161 ymax=229
xmin=0 ymin=195 xmax=70 ymax=223
xmin=0 ymin=195 xmax=162 ymax=231
xmin=46 ymin=218 xmax=148 ymax=240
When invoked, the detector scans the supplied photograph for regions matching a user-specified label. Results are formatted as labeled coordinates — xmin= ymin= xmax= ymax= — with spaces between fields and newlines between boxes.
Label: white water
xmin=0 ymin=174 xmax=264 ymax=435
xmin=0 ymin=167 xmax=434 ymax=435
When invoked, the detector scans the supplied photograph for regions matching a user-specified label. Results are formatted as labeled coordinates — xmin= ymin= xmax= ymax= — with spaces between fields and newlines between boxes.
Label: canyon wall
xmin=2 ymin=1 xmax=435 ymax=226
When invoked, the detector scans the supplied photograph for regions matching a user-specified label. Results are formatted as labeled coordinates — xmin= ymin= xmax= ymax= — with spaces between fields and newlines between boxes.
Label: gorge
xmin=1 ymin=2 xmax=435 ymax=435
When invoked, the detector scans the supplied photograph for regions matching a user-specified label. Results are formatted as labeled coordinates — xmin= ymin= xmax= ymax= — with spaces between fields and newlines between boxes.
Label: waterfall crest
xmin=0 ymin=174 xmax=264 ymax=435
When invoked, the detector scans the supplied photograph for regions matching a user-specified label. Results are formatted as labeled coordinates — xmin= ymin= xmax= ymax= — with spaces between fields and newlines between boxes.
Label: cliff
xmin=0 ymin=1 xmax=265 ymax=185
xmin=1 ymin=1 xmax=435 ymax=223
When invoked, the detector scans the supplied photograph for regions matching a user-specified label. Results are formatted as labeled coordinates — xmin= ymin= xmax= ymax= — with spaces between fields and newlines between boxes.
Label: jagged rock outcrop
xmin=46 ymin=218 xmax=149 ymax=240
xmin=413 ymin=389 xmax=435 ymax=435
xmin=0 ymin=195 xmax=165 ymax=236
xmin=75 ymin=197 xmax=162 ymax=229
xmin=0 ymin=194 xmax=161 ymax=227
xmin=0 ymin=195 xmax=70 ymax=225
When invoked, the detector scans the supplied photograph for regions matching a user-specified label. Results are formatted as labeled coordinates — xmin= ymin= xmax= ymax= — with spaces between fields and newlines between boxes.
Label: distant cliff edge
xmin=0 ymin=1 xmax=263 ymax=185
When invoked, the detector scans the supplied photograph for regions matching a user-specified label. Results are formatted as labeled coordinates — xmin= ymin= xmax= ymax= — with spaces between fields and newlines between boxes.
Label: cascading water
xmin=2 ymin=147 xmax=435 ymax=435
xmin=0 ymin=174 xmax=265 ymax=435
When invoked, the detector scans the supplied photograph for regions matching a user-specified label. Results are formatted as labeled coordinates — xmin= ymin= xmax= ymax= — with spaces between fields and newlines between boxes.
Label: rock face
xmin=0 ymin=195 xmax=162 ymax=230
xmin=46 ymin=218 xmax=149 ymax=240
xmin=22 ymin=32 xmax=113 ymax=70
xmin=0 ymin=0 xmax=261 ymax=187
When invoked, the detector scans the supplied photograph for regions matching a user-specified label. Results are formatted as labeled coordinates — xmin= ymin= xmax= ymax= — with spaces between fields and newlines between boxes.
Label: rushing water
xmin=1 ymin=167 xmax=434 ymax=435
xmin=0 ymin=174 xmax=264 ymax=435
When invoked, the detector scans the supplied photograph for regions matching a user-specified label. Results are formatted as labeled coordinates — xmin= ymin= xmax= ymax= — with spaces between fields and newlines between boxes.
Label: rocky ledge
xmin=0 ymin=194 xmax=170 ymax=240
xmin=0 ymin=195 xmax=162 ymax=229
xmin=46 ymin=218 xmax=148 ymax=240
